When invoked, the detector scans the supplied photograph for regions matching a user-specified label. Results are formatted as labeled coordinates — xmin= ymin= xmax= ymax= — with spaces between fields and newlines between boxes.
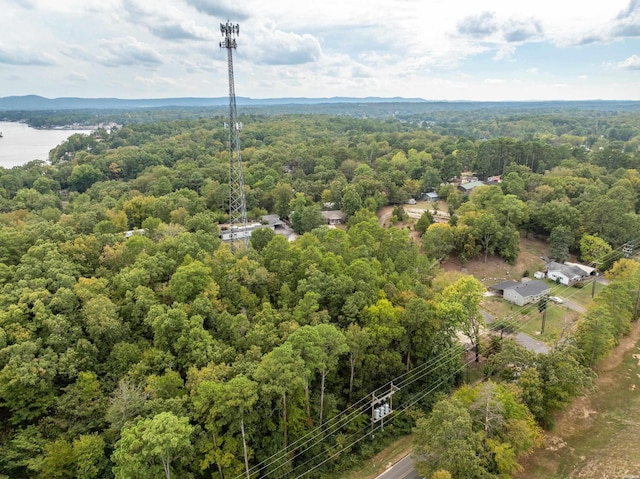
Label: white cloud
xmin=0 ymin=44 xmax=55 ymax=66
xmin=494 ymin=45 xmax=516 ymax=61
xmin=133 ymin=74 xmax=179 ymax=88
xmin=66 ymin=72 xmax=88 ymax=82
xmin=122 ymin=0 xmax=215 ymax=41
xmin=0 ymin=0 xmax=639 ymax=100
xmin=617 ymin=54 xmax=640 ymax=69
xmin=184 ymin=0 xmax=250 ymax=20
xmin=95 ymin=37 xmax=164 ymax=68
xmin=612 ymin=0 xmax=640 ymax=37
xmin=247 ymin=22 xmax=322 ymax=65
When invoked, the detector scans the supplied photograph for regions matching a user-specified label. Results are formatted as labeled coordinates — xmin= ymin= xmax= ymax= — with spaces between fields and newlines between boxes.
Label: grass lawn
xmin=563 ymin=281 xmax=605 ymax=307
xmin=518 ymin=307 xmax=573 ymax=344
xmin=482 ymin=297 xmax=580 ymax=345
xmin=537 ymin=279 xmax=604 ymax=308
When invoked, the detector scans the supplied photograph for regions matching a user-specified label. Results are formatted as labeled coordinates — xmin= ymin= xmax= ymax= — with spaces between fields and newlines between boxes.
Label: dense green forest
xmin=1 ymin=110 xmax=640 ymax=479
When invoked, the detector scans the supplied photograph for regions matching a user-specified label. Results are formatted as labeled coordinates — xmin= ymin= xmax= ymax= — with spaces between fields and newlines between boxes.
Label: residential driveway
xmin=558 ymin=298 xmax=587 ymax=314
xmin=514 ymin=332 xmax=549 ymax=354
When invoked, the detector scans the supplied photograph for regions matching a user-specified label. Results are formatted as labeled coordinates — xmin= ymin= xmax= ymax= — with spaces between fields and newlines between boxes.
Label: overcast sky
xmin=1 ymin=0 xmax=640 ymax=101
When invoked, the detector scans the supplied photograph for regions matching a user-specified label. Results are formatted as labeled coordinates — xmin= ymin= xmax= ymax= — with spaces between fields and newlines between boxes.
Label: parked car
xmin=549 ymin=296 xmax=564 ymax=304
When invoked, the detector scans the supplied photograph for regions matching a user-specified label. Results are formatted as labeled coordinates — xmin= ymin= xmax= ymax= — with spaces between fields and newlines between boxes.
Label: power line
xmin=233 ymin=342 xmax=468 ymax=479
xmin=237 ymin=238 xmax=639 ymax=479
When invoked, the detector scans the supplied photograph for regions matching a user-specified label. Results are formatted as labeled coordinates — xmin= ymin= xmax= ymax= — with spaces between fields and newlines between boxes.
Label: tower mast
xmin=220 ymin=21 xmax=248 ymax=250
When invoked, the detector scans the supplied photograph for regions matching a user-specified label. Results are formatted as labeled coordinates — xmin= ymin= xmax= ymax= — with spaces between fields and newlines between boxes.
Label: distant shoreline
xmin=0 ymin=121 xmax=95 ymax=168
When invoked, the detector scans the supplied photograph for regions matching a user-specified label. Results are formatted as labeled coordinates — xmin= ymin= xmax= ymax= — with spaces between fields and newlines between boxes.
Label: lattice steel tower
xmin=220 ymin=21 xmax=248 ymax=249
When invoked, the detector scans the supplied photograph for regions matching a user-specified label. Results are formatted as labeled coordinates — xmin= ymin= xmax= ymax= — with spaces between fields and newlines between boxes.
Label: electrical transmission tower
xmin=220 ymin=21 xmax=248 ymax=250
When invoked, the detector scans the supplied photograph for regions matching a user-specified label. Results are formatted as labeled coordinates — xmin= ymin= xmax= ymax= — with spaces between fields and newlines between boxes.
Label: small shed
xmin=261 ymin=214 xmax=286 ymax=229
xmin=423 ymin=191 xmax=439 ymax=202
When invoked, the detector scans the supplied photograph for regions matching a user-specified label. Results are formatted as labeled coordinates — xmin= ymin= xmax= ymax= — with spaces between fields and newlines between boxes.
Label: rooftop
xmin=489 ymin=279 xmax=550 ymax=297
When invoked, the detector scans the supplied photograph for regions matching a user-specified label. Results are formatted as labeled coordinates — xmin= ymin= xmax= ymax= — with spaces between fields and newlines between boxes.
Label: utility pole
xmin=591 ymin=262 xmax=602 ymax=299
xmin=538 ymin=296 xmax=547 ymax=334
xmin=220 ymin=21 xmax=248 ymax=251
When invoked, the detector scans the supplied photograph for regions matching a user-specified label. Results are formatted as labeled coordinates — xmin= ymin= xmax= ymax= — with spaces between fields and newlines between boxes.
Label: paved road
xmin=376 ymin=454 xmax=421 ymax=479
xmin=514 ymin=331 xmax=549 ymax=354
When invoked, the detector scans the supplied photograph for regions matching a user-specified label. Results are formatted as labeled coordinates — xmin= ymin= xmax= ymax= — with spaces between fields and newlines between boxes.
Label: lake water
xmin=0 ymin=121 xmax=92 ymax=168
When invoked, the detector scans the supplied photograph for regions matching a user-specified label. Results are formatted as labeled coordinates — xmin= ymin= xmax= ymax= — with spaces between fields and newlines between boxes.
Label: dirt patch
xmin=377 ymin=206 xmax=394 ymax=228
xmin=595 ymin=319 xmax=640 ymax=374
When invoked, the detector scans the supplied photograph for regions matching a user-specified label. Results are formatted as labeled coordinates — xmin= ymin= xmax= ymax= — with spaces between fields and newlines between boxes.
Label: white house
xmin=564 ymin=262 xmax=597 ymax=277
xmin=490 ymin=280 xmax=551 ymax=306
xmin=545 ymin=261 xmax=587 ymax=286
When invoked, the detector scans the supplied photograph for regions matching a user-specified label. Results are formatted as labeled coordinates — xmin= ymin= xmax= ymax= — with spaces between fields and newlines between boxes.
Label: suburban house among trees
xmin=545 ymin=261 xmax=595 ymax=286
xmin=321 ymin=210 xmax=347 ymax=225
xmin=458 ymin=180 xmax=485 ymax=194
xmin=489 ymin=279 xmax=551 ymax=306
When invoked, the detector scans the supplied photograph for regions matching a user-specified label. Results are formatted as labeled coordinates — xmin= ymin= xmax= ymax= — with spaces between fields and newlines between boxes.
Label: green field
xmin=518 ymin=306 xmax=575 ymax=344
xmin=482 ymin=297 xmax=579 ymax=345
xmin=541 ymin=279 xmax=605 ymax=308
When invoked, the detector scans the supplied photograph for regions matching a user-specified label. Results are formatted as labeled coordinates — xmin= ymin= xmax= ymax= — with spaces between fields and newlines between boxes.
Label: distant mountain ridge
xmin=0 ymin=95 xmax=427 ymax=111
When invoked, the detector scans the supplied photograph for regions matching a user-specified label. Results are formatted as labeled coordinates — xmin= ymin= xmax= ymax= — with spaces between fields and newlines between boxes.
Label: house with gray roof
xmin=421 ymin=191 xmax=439 ymax=201
xmin=321 ymin=210 xmax=347 ymax=225
xmin=490 ymin=279 xmax=551 ymax=306
xmin=545 ymin=261 xmax=586 ymax=286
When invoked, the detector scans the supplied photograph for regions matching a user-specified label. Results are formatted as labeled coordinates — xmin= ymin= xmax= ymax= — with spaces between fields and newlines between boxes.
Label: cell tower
xmin=220 ymin=21 xmax=248 ymax=250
